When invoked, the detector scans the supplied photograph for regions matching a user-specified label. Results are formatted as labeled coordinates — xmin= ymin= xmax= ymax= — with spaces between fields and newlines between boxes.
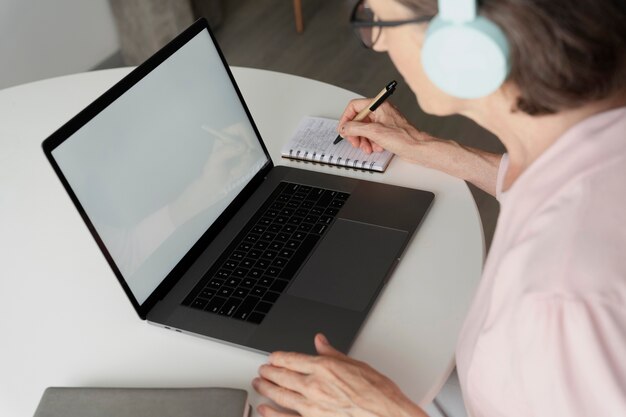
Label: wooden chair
xmin=293 ymin=0 xmax=304 ymax=33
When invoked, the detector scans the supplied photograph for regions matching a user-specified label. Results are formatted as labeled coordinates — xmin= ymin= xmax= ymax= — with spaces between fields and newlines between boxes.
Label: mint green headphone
xmin=421 ymin=0 xmax=510 ymax=98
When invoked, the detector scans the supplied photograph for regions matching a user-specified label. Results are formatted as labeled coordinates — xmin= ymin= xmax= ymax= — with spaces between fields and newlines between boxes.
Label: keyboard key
xmin=317 ymin=190 xmax=337 ymax=207
xmin=255 ymin=301 xmax=273 ymax=314
xmin=298 ymin=185 xmax=312 ymax=193
xmin=200 ymin=288 xmax=215 ymax=299
xmin=269 ymin=242 xmax=283 ymax=251
xmin=255 ymin=259 xmax=270 ymax=269
xmin=225 ymin=277 xmax=242 ymax=288
xmin=266 ymin=266 xmax=280 ymax=277
xmin=254 ymin=241 xmax=269 ymax=251
xmin=282 ymin=224 xmax=296 ymax=233
xmin=283 ymin=183 xmax=299 ymax=194
xmin=285 ymin=240 xmax=300 ymax=250
xmin=275 ymin=232 xmax=290 ymax=242
xmin=232 ymin=268 xmax=249 ymax=278
xmin=270 ymin=202 xmax=285 ymax=210
xmin=310 ymin=207 xmax=324 ymax=215
xmin=223 ymin=260 xmax=238 ymax=270
xmin=240 ymin=258 xmax=255 ymax=269
xmin=241 ymin=278 xmax=255 ymax=288
xmin=292 ymin=192 xmax=306 ymax=200
xmin=295 ymin=208 xmax=308 ymax=217
xmin=280 ymin=208 xmax=294 ymax=216
xmin=251 ymin=225 xmax=266 ymax=234
xmin=207 ymin=278 xmax=225 ymax=289
xmin=265 ymin=209 xmax=279 ymax=218
xmin=312 ymin=223 xmax=327 ymax=235
xmin=298 ymin=223 xmax=313 ymax=232
xmin=288 ymin=216 xmax=303 ymax=225
xmin=247 ymin=268 xmax=263 ymax=279
xmin=261 ymin=250 xmax=278 ymax=260
xmin=244 ymin=234 xmax=260 ymax=243
xmin=279 ymin=248 xmax=294 ymax=258
xmin=270 ymin=279 xmax=289 ymax=293
xmin=330 ymin=199 xmax=345 ymax=208
xmin=325 ymin=207 xmax=339 ymax=216
xmin=219 ymin=298 xmax=243 ymax=316
xmin=258 ymin=217 xmax=273 ymax=226
xmin=234 ymin=288 xmax=249 ymax=298
xmin=247 ymin=312 xmax=266 ymax=324
xmin=272 ymin=257 xmax=287 ymax=268
xmin=337 ymin=192 xmax=350 ymax=201
xmin=277 ymin=194 xmax=290 ymax=202
xmin=205 ymin=296 xmax=227 ymax=313
xmin=292 ymin=231 xmax=306 ymax=241
xmin=306 ymin=187 xmax=324 ymax=201
xmin=238 ymin=242 xmax=253 ymax=252
xmin=300 ymin=200 xmax=314 ymax=209
xmin=263 ymin=291 xmax=280 ymax=303
xmin=216 ymin=269 xmax=230 ymax=279
xmin=286 ymin=201 xmax=300 ymax=209
xmin=304 ymin=215 xmax=319 ymax=224
xmin=319 ymin=215 xmax=333 ymax=225
xmin=233 ymin=296 xmax=260 ymax=320
xmin=248 ymin=249 xmax=262 ymax=259
xmin=231 ymin=251 xmax=246 ymax=260
xmin=250 ymin=286 xmax=266 ymax=297
xmin=261 ymin=232 xmax=276 ymax=241
xmin=274 ymin=216 xmax=288 ymax=224
xmin=218 ymin=286 xmax=235 ymax=297
xmin=191 ymin=298 xmax=208 ymax=309
xmin=268 ymin=224 xmax=282 ymax=233
xmin=258 ymin=277 xmax=274 ymax=287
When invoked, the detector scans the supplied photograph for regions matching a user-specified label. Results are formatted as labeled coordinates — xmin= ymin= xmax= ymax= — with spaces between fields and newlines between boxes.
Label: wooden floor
xmin=212 ymin=0 xmax=504 ymax=249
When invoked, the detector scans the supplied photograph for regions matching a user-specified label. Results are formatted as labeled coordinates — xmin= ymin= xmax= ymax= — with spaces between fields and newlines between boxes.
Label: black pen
xmin=333 ymin=80 xmax=397 ymax=145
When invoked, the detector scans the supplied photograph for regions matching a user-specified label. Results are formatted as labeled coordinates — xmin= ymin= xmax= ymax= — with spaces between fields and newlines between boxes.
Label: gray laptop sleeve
xmin=33 ymin=387 xmax=249 ymax=417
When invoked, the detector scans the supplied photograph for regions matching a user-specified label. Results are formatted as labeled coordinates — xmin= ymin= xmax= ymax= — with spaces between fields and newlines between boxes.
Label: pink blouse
xmin=456 ymin=107 xmax=626 ymax=417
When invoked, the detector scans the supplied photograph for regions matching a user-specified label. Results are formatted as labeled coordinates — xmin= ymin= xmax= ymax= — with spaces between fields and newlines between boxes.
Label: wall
xmin=0 ymin=0 xmax=119 ymax=89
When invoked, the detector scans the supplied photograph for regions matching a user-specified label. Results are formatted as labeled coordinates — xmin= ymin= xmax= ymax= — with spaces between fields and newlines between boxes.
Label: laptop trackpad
xmin=287 ymin=219 xmax=407 ymax=312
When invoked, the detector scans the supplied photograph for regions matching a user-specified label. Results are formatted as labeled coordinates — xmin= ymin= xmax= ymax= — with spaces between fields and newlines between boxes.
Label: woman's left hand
xmin=252 ymin=333 xmax=428 ymax=417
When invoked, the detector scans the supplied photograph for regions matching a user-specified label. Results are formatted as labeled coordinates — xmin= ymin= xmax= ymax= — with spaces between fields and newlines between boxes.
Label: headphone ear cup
xmin=421 ymin=16 xmax=509 ymax=99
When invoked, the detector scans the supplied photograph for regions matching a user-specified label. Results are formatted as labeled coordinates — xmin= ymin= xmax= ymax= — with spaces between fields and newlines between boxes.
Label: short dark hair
xmin=396 ymin=0 xmax=626 ymax=115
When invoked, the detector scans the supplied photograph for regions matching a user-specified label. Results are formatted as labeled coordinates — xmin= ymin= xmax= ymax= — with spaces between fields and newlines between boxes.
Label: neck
xmin=463 ymin=89 xmax=626 ymax=191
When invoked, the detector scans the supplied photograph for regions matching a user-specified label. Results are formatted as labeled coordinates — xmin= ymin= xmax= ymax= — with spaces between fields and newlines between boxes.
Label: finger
xmin=338 ymin=98 xmax=373 ymax=127
xmin=314 ymin=333 xmax=346 ymax=359
xmin=257 ymin=403 xmax=299 ymax=417
xmin=259 ymin=364 xmax=307 ymax=394
xmin=372 ymin=142 xmax=385 ymax=152
xmin=342 ymin=121 xmax=392 ymax=149
xmin=269 ymin=351 xmax=318 ymax=374
xmin=252 ymin=377 xmax=306 ymax=412
xmin=360 ymin=138 xmax=373 ymax=154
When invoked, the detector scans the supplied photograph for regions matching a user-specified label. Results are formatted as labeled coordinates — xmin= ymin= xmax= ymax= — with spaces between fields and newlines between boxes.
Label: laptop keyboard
xmin=182 ymin=181 xmax=350 ymax=324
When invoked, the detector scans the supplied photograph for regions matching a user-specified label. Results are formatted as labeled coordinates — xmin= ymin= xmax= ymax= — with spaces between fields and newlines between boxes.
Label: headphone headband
xmin=439 ymin=0 xmax=476 ymax=23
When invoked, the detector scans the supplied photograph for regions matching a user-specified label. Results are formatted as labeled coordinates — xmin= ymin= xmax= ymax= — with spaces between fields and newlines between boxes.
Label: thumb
xmin=340 ymin=121 xmax=391 ymax=146
xmin=314 ymin=333 xmax=345 ymax=358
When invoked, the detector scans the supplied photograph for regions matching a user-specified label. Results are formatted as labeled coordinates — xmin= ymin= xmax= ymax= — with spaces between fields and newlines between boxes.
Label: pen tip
xmin=333 ymin=135 xmax=342 ymax=145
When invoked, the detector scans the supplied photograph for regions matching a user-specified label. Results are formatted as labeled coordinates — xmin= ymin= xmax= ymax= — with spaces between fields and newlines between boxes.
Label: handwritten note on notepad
xmin=281 ymin=117 xmax=394 ymax=172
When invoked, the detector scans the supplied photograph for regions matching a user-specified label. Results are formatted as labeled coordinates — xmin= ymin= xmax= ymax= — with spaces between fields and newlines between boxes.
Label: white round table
xmin=0 ymin=67 xmax=484 ymax=417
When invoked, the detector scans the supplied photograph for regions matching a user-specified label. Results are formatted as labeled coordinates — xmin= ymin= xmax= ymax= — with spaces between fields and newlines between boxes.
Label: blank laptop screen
xmin=51 ymin=30 xmax=269 ymax=304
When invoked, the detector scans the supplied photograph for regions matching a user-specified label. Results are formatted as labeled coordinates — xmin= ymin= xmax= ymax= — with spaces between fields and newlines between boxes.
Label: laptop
xmin=42 ymin=18 xmax=434 ymax=355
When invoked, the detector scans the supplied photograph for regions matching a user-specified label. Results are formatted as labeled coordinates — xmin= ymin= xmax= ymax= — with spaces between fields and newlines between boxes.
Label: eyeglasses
xmin=350 ymin=0 xmax=434 ymax=49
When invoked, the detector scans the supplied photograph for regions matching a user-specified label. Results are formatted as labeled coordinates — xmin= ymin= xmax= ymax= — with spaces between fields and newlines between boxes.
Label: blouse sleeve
xmin=511 ymin=294 xmax=626 ymax=416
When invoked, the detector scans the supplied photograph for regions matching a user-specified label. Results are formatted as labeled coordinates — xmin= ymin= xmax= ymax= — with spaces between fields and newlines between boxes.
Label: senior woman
xmin=253 ymin=0 xmax=626 ymax=415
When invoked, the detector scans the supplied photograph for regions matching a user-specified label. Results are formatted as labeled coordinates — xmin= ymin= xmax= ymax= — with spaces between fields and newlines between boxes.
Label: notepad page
xmin=281 ymin=117 xmax=393 ymax=172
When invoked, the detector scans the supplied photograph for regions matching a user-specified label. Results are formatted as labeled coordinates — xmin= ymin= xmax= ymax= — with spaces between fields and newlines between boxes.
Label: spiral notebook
xmin=281 ymin=117 xmax=394 ymax=172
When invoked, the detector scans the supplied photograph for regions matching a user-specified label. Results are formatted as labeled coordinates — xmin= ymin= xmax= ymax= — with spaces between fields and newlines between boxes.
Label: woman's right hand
xmin=337 ymin=99 xmax=442 ymax=169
